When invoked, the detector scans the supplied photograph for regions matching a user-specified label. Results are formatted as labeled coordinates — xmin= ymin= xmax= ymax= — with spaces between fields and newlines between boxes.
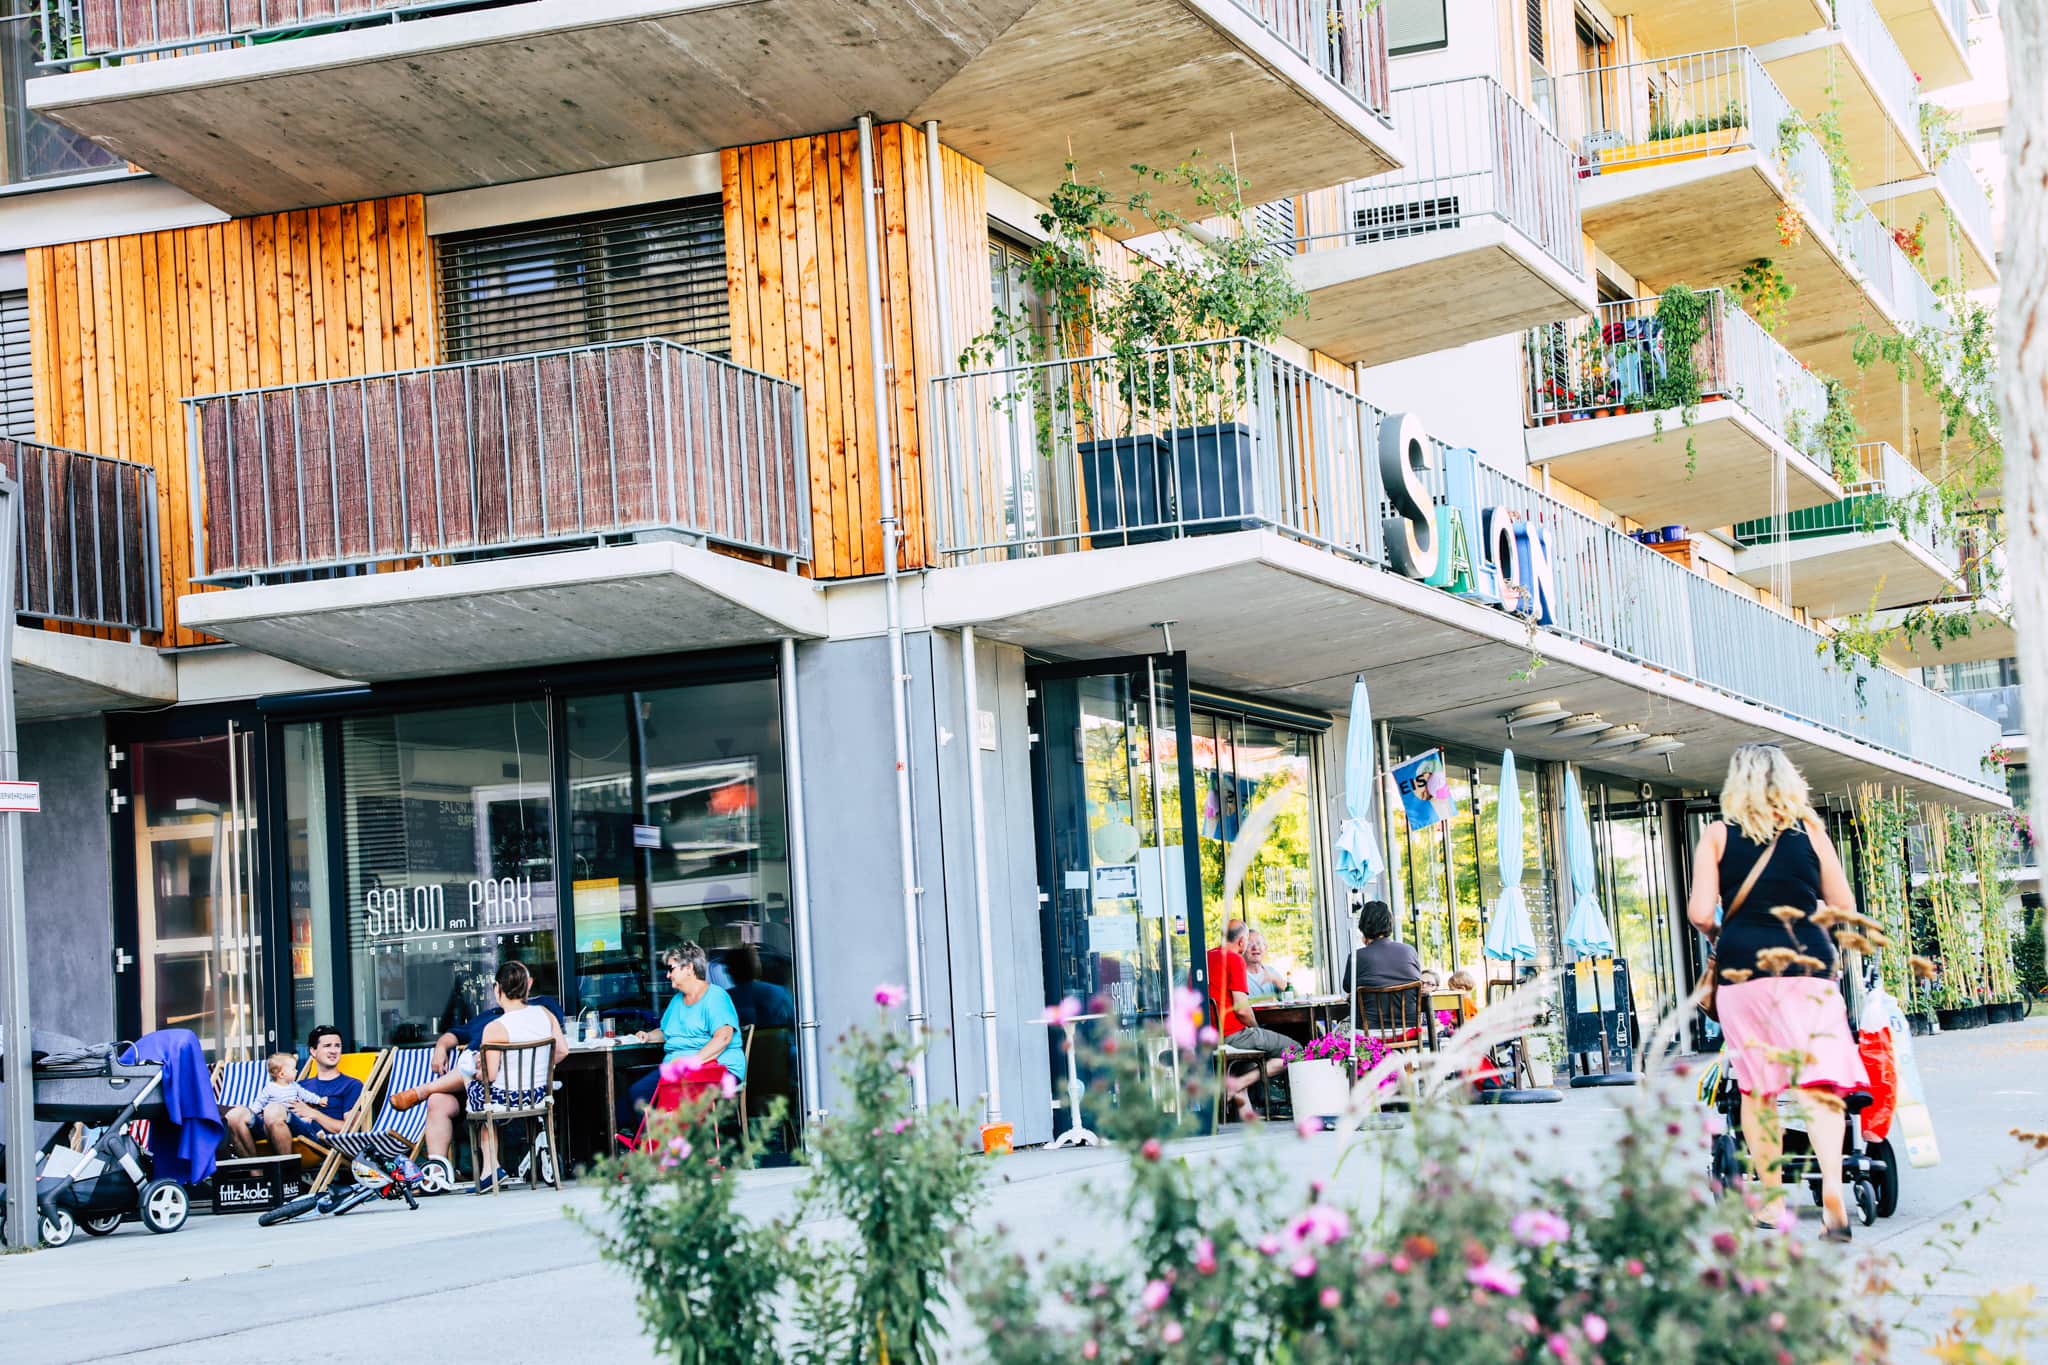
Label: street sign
xmin=0 ymin=781 xmax=38 ymax=813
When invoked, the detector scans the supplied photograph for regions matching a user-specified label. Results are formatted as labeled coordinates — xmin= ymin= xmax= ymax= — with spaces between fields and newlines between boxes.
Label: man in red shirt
xmin=1205 ymin=920 xmax=1295 ymax=1118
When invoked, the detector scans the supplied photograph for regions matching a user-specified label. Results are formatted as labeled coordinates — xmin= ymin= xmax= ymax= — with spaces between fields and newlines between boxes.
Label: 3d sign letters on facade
xmin=1380 ymin=412 xmax=1558 ymax=627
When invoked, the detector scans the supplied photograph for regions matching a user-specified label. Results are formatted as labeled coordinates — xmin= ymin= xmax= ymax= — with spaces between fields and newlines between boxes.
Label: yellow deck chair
xmin=294 ymin=1049 xmax=388 ymax=1193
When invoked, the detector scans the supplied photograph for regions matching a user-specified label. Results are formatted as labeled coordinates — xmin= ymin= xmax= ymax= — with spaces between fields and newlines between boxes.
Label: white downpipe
xmin=779 ymin=637 xmax=826 ymax=1126
xmin=857 ymin=114 xmax=929 ymax=1108
xmin=923 ymin=119 xmax=1004 ymax=1128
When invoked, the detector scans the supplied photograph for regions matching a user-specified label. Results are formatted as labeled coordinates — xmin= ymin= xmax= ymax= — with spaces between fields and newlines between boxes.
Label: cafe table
xmin=556 ymin=1037 xmax=662 ymax=1164
xmin=1246 ymin=993 xmax=1350 ymax=1041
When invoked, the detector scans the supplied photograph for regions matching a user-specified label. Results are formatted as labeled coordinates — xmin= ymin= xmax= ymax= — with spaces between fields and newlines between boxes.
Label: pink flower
xmin=1198 ymin=1026 xmax=1220 ymax=1046
xmin=1287 ymin=1204 xmax=1351 ymax=1248
xmin=1768 ymin=1312 xmax=1787 ymax=1331
xmin=1362 ymin=1248 xmax=1387 ymax=1269
xmin=1082 ymin=1342 xmax=1098 ymax=1361
xmin=1712 ymin=1230 xmax=1738 ymax=1257
xmin=1168 ymin=985 xmax=1204 ymax=1054
xmin=1258 ymin=1235 xmax=1281 ymax=1256
xmin=1430 ymin=1307 xmax=1451 ymax=1328
xmin=1583 ymin=1314 xmax=1608 ymax=1344
xmin=658 ymin=1057 xmax=689 ymax=1084
xmin=1625 ymin=1258 xmax=1645 ymax=1277
xmin=890 ymin=1118 xmax=912 ymax=1134
xmin=1161 ymin=1322 xmax=1184 ymax=1345
xmin=1194 ymin=1238 xmax=1218 ymax=1275
xmin=658 ymin=1155 xmax=678 ymax=1170
xmin=1141 ymin=1279 xmax=1171 ymax=1312
xmin=1140 ymin=1138 xmax=1162 ymax=1162
xmin=1547 ymin=1333 xmax=1575 ymax=1362
xmin=1319 ymin=1286 xmax=1342 ymax=1310
xmin=719 ymin=1071 xmax=742 ymax=1100
xmin=1296 ymin=1115 xmax=1321 ymax=1140
xmin=1291 ymin=1254 xmax=1318 ymax=1278
xmin=1041 ymin=996 xmax=1082 ymax=1026
xmin=874 ymin=982 xmax=907 ymax=1008
xmin=1391 ymin=1253 xmax=1411 ymax=1274
xmin=667 ymin=1136 xmax=692 ymax=1160
xmin=1465 ymin=1260 xmax=1523 ymax=1296
xmin=1510 ymin=1209 xmax=1570 ymax=1248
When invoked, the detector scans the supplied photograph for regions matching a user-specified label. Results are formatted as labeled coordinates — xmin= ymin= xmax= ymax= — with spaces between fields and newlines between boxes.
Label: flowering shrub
xmin=1280 ymin=1029 xmax=1390 ymax=1079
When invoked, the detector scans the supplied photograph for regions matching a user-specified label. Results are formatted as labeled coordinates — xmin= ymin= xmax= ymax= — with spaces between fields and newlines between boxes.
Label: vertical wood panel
xmin=26 ymin=195 xmax=433 ymax=645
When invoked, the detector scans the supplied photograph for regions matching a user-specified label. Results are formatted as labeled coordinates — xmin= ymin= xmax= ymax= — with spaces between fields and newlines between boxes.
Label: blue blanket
xmin=121 ymin=1030 xmax=223 ymax=1186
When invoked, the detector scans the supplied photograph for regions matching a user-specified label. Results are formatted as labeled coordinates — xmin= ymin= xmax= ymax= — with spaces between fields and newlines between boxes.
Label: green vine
xmin=1810 ymin=77 xmax=1857 ymax=229
xmin=1920 ymin=101 xmax=1965 ymax=168
xmin=1853 ymin=784 xmax=1915 ymax=1006
xmin=1735 ymin=258 xmax=1794 ymax=335
xmin=1816 ymin=377 xmax=1862 ymax=487
xmin=1645 ymin=284 xmax=1709 ymax=474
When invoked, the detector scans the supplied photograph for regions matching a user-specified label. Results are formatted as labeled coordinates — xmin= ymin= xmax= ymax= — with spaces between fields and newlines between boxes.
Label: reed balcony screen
xmin=0 ymin=437 xmax=160 ymax=632
xmin=1233 ymin=0 xmax=1391 ymax=121
xmin=187 ymin=339 xmax=808 ymax=582
xmin=1525 ymin=289 xmax=1826 ymax=443
xmin=1286 ymin=74 xmax=1580 ymax=274
xmin=931 ymin=337 xmax=2000 ymax=786
xmin=50 ymin=0 xmax=493 ymax=60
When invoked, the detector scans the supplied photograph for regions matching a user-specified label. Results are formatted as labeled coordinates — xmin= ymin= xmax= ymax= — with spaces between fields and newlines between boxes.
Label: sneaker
xmin=472 ymin=1167 xmax=512 ymax=1195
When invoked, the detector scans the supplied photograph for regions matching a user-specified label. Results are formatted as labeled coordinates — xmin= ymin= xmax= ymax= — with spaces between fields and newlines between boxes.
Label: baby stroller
xmin=1701 ymin=1005 xmax=1899 ymax=1228
xmin=0 ymin=1035 xmax=190 ymax=1247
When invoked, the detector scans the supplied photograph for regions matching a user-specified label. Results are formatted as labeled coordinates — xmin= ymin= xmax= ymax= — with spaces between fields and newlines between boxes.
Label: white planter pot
xmin=1287 ymin=1058 xmax=1348 ymax=1118
xmin=1527 ymin=1058 xmax=1554 ymax=1088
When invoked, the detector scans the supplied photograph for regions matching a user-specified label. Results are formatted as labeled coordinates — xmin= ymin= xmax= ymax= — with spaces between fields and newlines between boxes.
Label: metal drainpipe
xmin=779 ymin=637 xmax=826 ymax=1127
xmin=857 ymin=114 xmax=929 ymax=1108
xmin=923 ymin=118 xmax=1004 ymax=1129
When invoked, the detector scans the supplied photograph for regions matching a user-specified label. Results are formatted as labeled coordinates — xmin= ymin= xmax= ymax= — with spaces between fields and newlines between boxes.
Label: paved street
xmin=1 ymin=1018 xmax=2041 ymax=1364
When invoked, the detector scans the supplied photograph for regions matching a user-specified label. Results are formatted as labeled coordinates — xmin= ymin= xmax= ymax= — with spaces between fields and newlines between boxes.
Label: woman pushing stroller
xmin=1687 ymin=744 xmax=1867 ymax=1243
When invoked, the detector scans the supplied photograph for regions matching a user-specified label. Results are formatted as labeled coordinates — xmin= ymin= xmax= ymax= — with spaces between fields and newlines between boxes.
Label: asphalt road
xmin=1 ymin=1017 xmax=2040 ymax=1363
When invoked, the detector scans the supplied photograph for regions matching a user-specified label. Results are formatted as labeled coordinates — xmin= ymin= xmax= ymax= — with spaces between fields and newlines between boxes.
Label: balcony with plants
xmin=1865 ymin=102 xmax=1997 ymax=292
xmin=1874 ymin=529 xmax=2016 ymax=669
xmin=925 ymin=170 xmax=2002 ymax=796
xmin=174 ymin=337 xmax=823 ymax=680
xmin=1521 ymin=287 xmax=1846 ymax=531
xmin=1752 ymin=0 xmax=1927 ymax=186
xmin=24 ymin=0 xmax=1401 ymax=222
xmin=1872 ymin=0 xmax=1972 ymax=91
xmin=1730 ymin=440 xmax=1963 ymax=616
xmin=1267 ymin=73 xmax=1591 ymax=367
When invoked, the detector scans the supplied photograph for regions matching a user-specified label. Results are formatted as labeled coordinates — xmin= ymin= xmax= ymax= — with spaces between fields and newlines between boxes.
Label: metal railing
xmin=0 ymin=15 xmax=125 ymax=185
xmin=1933 ymin=152 xmax=1994 ymax=269
xmin=185 ymin=338 xmax=809 ymax=582
xmin=32 ymin=0 xmax=492 ymax=64
xmin=0 ymin=437 xmax=160 ymax=631
xmin=1231 ymin=0 xmax=1391 ymax=122
xmin=1275 ymin=74 xmax=1581 ymax=277
xmin=930 ymin=337 xmax=2003 ymax=787
xmin=1831 ymin=0 xmax=1921 ymax=147
xmin=1945 ymin=684 xmax=2023 ymax=737
xmin=1731 ymin=442 xmax=1960 ymax=573
xmin=1935 ymin=0 xmax=1970 ymax=48
xmin=1524 ymin=289 xmax=1828 ymax=449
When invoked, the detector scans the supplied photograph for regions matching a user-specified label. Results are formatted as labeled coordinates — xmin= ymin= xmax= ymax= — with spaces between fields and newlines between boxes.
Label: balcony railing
xmin=185 ymin=338 xmax=809 ymax=582
xmin=1524 ymin=289 xmax=1827 ymax=446
xmin=35 ymin=0 xmax=493 ymax=64
xmin=1 ymin=15 xmax=124 ymax=185
xmin=0 ymin=437 xmax=160 ymax=632
xmin=1732 ymin=440 xmax=1960 ymax=572
xmin=931 ymin=338 xmax=2002 ymax=786
xmin=1273 ymin=75 xmax=1579 ymax=274
xmin=1830 ymin=0 xmax=1921 ymax=140
xmin=1945 ymin=684 xmax=2023 ymax=737
xmin=1233 ymin=0 xmax=1391 ymax=121
xmin=1933 ymin=152 xmax=1994 ymax=264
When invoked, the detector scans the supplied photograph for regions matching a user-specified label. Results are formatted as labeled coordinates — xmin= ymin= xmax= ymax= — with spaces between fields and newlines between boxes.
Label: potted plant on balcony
xmin=960 ymin=157 xmax=1305 ymax=548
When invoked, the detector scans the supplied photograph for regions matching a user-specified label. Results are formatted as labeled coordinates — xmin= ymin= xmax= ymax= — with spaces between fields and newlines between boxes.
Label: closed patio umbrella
xmin=1561 ymin=767 xmax=1615 ymax=958
xmin=1333 ymin=675 xmax=1384 ymax=891
xmin=1483 ymin=749 xmax=1537 ymax=962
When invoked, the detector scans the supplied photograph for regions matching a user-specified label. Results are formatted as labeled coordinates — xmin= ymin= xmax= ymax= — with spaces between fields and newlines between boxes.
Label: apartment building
xmin=0 ymin=0 xmax=2009 ymax=1145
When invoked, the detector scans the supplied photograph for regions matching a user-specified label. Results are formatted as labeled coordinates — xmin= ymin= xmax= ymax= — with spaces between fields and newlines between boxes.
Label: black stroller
xmin=0 ymin=1032 xmax=191 ymax=1246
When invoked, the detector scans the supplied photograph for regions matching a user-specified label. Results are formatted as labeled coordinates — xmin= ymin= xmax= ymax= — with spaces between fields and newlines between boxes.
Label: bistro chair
xmin=465 ymin=1039 xmax=562 ymax=1193
xmin=1210 ymin=1041 xmax=1279 ymax=1132
xmin=1353 ymin=981 xmax=1437 ymax=1056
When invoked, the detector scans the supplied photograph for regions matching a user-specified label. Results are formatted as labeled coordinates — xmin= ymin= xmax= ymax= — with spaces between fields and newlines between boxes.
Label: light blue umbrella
xmin=1561 ymin=767 xmax=1615 ymax=958
xmin=1484 ymin=749 xmax=1537 ymax=961
xmin=1334 ymin=675 xmax=1385 ymax=889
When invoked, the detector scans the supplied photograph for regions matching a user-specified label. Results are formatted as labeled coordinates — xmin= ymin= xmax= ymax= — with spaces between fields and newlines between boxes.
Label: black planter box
xmin=1935 ymin=1005 xmax=1987 ymax=1031
xmin=1905 ymin=1012 xmax=1936 ymax=1037
xmin=1987 ymin=1000 xmax=2020 ymax=1024
xmin=213 ymin=1154 xmax=305 ymax=1214
xmin=1079 ymin=423 xmax=1257 ymax=547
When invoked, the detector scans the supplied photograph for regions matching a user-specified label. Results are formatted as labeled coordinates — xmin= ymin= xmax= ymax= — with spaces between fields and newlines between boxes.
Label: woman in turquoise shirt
xmin=620 ymin=941 xmax=747 ymax=1130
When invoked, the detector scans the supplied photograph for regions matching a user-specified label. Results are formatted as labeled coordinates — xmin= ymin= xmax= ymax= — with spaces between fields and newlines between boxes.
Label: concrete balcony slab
xmin=1733 ymin=528 xmax=1961 ymax=616
xmin=1607 ymin=0 xmax=1830 ymax=56
xmin=12 ymin=626 xmax=177 ymax=720
xmin=1873 ymin=0 xmax=1971 ymax=90
xmin=1877 ymin=601 xmax=2018 ymax=669
xmin=175 ymin=539 xmax=825 ymax=681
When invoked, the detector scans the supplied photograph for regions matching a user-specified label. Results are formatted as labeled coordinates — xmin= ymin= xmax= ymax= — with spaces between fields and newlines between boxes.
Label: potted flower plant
xmin=1281 ymin=1030 xmax=1393 ymax=1122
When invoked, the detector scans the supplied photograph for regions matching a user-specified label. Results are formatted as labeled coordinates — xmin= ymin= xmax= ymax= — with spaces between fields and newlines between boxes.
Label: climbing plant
xmin=1736 ymin=258 xmax=1793 ymax=335
xmin=1923 ymin=808 xmax=1984 ymax=1009
xmin=1920 ymin=101 xmax=1965 ymax=168
xmin=1815 ymin=376 xmax=1862 ymax=486
xmin=1646 ymin=284 xmax=1710 ymax=473
xmin=1969 ymin=811 xmax=2020 ymax=1004
xmin=1853 ymin=783 xmax=1916 ymax=1005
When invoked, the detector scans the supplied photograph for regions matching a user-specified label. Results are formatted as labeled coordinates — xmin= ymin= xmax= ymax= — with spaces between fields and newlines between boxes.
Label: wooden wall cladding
xmin=723 ymin=123 xmax=989 ymax=578
xmin=25 ymin=195 xmax=434 ymax=646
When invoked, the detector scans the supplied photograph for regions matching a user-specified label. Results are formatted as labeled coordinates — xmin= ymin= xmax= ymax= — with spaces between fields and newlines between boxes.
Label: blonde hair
xmin=1720 ymin=744 xmax=1817 ymax=843
xmin=266 ymin=1052 xmax=298 ymax=1081
xmin=1447 ymin=969 xmax=1477 ymax=993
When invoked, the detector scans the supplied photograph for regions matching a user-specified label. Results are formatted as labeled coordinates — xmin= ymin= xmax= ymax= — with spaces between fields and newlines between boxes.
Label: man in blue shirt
xmin=224 ymin=1025 xmax=362 ymax=1157
xmin=620 ymin=941 xmax=747 ymax=1130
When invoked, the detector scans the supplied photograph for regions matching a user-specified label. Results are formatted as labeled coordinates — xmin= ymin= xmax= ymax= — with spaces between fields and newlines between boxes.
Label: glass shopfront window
xmin=1588 ymin=779 xmax=1682 ymax=1020
xmin=1195 ymin=712 xmax=1323 ymax=992
xmin=342 ymin=702 xmax=559 ymax=1045
xmin=281 ymin=722 xmax=336 ymax=1043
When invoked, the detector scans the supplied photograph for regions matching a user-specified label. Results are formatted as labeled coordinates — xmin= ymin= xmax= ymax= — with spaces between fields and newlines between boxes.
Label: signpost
xmin=0 ymin=476 xmax=33 ymax=1250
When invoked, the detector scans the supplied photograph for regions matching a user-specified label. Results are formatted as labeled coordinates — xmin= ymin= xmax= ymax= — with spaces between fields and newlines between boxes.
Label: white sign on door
xmin=0 ymin=781 xmax=41 ymax=812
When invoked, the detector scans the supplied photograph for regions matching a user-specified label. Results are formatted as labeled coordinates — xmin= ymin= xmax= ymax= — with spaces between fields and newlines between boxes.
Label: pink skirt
xmin=1717 ymin=975 xmax=1869 ymax=1098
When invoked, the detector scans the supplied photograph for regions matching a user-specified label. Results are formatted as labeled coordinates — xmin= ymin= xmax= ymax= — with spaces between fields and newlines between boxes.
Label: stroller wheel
xmin=79 ymin=1212 xmax=124 ymax=1237
xmin=40 ymin=1209 xmax=76 ymax=1247
xmin=1868 ymin=1138 xmax=1900 ymax=1217
xmin=140 ymin=1179 xmax=188 ymax=1234
xmin=419 ymin=1156 xmax=455 ymax=1195
xmin=1709 ymin=1132 xmax=1742 ymax=1192
xmin=1855 ymin=1180 xmax=1878 ymax=1227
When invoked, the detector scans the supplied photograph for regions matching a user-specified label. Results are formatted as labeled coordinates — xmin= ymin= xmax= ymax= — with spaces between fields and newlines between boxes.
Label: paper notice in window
xmin=1088 ymin=914 xmax=1139 ymax=955
xmin=573 ymin=878 xmax=623 ymax=955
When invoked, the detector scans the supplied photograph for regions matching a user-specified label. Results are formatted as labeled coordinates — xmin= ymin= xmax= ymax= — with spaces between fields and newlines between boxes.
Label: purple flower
xmin=1140 ymin=1279 xmax=1171 ymax=1312
xmin=1511 ymin=1208 xmax=1571 ymax=1248
xmin=874 ymin=983 xmax=907 ymax=1008
xmin=1465 ymin=1260 xmax=1523 ymax=1296
xmin=1041 ymin=996 xmax=1082 ymax=1026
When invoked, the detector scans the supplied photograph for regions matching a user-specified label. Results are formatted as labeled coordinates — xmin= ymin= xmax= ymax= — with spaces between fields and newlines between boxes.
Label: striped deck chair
xmin=297 ymin=1050 xmax=389 ymax=1193
xmin=213 ymin=1059 xmax=270 ymax=1118
xmin=316 ymin=1048 xmax=436 ymax=1186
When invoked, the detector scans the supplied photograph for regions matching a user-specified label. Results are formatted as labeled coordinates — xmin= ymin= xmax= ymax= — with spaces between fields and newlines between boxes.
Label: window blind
xmin=0 ymin=289 xmax=32 ymax=439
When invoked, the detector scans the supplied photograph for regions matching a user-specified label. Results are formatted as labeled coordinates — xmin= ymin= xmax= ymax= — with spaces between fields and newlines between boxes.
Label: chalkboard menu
xmin=1562 ymin=957 xmax=1635 ymax=1064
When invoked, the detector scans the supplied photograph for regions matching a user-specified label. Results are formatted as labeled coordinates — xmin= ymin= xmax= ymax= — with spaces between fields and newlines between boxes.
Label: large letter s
xmin=1379 ymin=411 xmax=1439 ymax=579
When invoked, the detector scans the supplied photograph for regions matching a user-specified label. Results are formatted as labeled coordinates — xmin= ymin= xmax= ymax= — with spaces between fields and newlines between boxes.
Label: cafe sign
xmin=364 ymin=875 xmax=544 ymax=941
xmin=1380 ymin=412 xmax=1558 ymax=627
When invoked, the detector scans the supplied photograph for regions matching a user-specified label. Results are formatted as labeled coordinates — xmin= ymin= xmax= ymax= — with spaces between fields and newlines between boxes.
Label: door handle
xmin=113 ymin=947 xmax=134 ymax=974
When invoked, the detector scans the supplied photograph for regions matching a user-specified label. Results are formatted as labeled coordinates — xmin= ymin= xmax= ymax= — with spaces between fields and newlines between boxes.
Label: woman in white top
xmin=467 ymin=960 xmax=568 ymax=1193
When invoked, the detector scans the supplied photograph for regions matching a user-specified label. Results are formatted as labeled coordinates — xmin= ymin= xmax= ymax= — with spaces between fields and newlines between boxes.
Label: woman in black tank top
xmin=1685 ymin=744 xmax=1867 ymax=1242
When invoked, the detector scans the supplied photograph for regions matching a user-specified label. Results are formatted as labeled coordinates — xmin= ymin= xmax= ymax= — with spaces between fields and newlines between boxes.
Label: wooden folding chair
xmin=317 ymin=1047 xmax=436 ymax=1179
xmin=297 ymin=1049 xmax=389 ymax=1194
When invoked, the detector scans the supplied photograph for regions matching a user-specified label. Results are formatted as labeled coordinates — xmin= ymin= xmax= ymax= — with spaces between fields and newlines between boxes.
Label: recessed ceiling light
xmin=1633 ymin=735 xmax=1684 ymax=756
xmin=1590 ymin=724 xmax=1645 ymax=750
xmin=1551 ymin=713 xmax=1612 ymax=738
